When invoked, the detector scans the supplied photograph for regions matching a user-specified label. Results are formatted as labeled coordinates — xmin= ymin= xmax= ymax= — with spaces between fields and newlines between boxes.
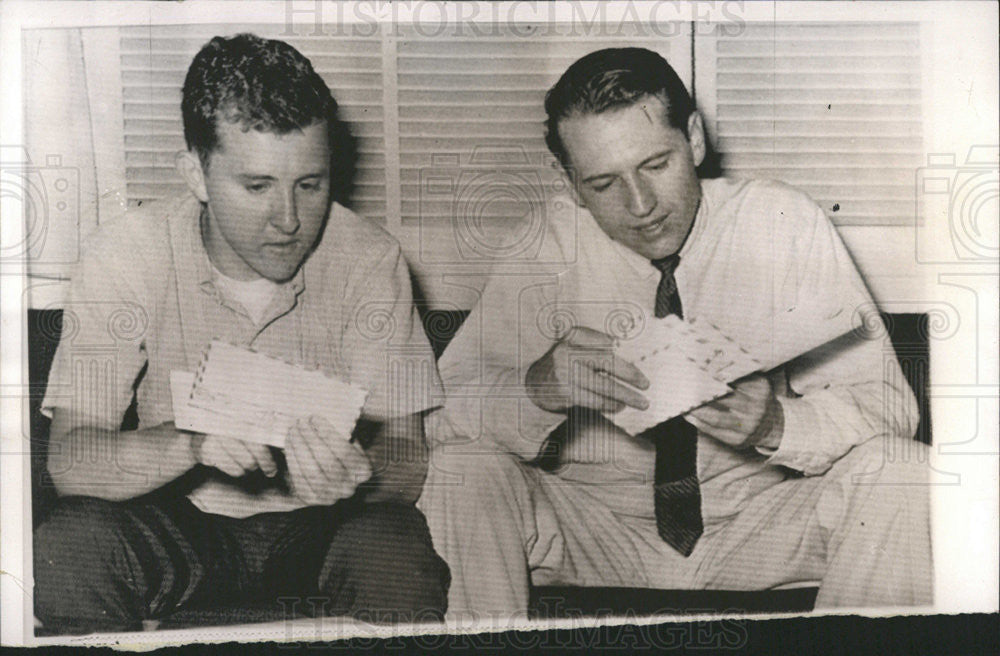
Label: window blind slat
xmin=718 ymin=104 xmax=920 ymax=120
xmin=718 ymin=88 xmax=921 ymax=104
xmin=733 ymin=23 xmax=918 ymax=40
xmin=705 ymin=21 xmax=923 ymax=227
xmin=717 ymin=39 xmax=920 ymax=56
xmin=718 ymin=137 xmax=922 ymax=154
xmin=399 ymin=104 xmax=545 ymax=122
xmin=717 ymin=72 xmax=919 ymax=88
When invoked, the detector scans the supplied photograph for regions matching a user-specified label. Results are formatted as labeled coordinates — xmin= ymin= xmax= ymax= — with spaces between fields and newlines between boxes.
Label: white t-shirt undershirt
xmin=211 ymin=266 xmax=281 ymax=325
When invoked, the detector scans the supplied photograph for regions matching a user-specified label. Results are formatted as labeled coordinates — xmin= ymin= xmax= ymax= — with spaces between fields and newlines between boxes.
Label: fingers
xmin=285 ymin=417 xmax=373 ymax=505
xmin=206 ymin=441 xmax=245 ymax=478
xmin=688 ymin=404 xmax=742 ymax=432
xmin=304 ymin=416 xmax=372 ymax=485
xmin=246 ymin=442 xmax=278 ymax=477
xmin=199 ymin=435 xmax=275 ymax=478
xmin=565 ymin=326 xmax=617 ymax=349
xmin=563 ymin=328 xmax=649 ymax=389
xmin=291 ymin=418 xmax=348 ymax=486
xmin=573 ymin=366 xmax=649 ymax=411
xmin=284 ymin=428 xmax=318 ymax=502
xmin=599 ymin=354 xmax=650 ymax=390
xmin=730 ymin=373 xmax=772 ymax=400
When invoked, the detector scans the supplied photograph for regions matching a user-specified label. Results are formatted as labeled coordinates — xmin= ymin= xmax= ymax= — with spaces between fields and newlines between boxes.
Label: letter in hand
xmin=190 ymin=433 xmax=279 ymax=479
xmin=284 ymin=415 xmax=373 ymax=506
xmin=686 ymin=373 xmax=784 ymax=450
xmin=525 ymin=326 xmax=651 ymax=414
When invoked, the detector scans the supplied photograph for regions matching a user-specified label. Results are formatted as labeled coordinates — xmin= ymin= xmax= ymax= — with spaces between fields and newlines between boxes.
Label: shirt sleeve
xmin=429 ymin=267 xmax=568 ymax=461
xmin=40 ymin=233 xmax=149 ymax=431
xmin=757 ymin=202 xmax=919 ymax=475
xmin=342 ymin=243 xmax=444 ymax=421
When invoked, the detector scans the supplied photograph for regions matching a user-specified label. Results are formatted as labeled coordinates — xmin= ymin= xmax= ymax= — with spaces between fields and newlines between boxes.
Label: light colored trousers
xmin=417 ymin=436 xmax=932 ymax=622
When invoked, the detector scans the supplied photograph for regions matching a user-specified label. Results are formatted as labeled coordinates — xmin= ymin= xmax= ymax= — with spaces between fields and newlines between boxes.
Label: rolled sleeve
xmin=40 ymin=237 xmax=149 ymax=431
xmin=762 ymin=395 xmax=842 ymax=475
xmin=343 ymin=244 xmax=443 ymax=421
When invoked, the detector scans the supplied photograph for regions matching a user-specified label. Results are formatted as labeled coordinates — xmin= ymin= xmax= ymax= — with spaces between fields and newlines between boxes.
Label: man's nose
xmin=623 ymin=174 xmax=656 ymax=218
xmin=270 ymin=190 xmax=299 ymax=234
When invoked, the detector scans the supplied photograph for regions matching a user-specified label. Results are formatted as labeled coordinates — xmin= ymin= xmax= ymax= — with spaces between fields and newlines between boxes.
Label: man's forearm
xmin=47 ymin=418 xmax=198 ymax=501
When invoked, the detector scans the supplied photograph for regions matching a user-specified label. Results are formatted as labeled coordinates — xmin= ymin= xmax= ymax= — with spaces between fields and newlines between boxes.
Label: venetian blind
xmin=696 ymin=22 xmax=924 ymax=226
xmin=119 ymin=24 xmax=387 ymax=223
xmin=393 ymin=24 xmax=690 ymax=229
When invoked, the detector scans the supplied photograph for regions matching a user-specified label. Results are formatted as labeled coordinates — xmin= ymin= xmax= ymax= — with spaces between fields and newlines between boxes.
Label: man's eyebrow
xmin=581 ymin=150 xmax=674 ymax=185
xmin=237 ymin=173 xmax=276 ymax=181
xmin=582 ymin=171 xmax=616 ymax=185
xmin=639 ymin=149 xmax=673 ymax=166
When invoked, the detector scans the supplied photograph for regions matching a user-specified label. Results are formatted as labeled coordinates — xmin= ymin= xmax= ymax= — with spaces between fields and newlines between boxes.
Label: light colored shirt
xmin=211 ymin=266 xmax=281 ymax=325
xmin=429 ymin=177 xmax=918 ymax=524
xmin=42 ymin=193 xmax=443 ymax=517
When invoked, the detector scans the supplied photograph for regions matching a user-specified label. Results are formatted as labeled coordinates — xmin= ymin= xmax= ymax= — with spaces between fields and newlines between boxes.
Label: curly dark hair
xmin=181 ymin=33 xmax=355 ymax=195
xmin=543 ymin=47 xmax=695 ymax=167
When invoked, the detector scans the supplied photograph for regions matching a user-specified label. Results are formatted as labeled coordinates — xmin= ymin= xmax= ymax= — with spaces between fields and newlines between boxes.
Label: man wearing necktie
xmin=421 ymin=47 xmax=932 ymax=620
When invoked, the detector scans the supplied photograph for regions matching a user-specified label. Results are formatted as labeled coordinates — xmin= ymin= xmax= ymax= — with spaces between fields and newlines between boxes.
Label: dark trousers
xmin=33 ymin=495 xmax=450 ymax=634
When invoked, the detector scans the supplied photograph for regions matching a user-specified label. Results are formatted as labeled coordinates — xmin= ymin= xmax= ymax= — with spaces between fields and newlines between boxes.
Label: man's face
xmin=194 ymin=120 xmax=331 ymax=282
xmin=558 ymin=96 xmax=705 ymax=261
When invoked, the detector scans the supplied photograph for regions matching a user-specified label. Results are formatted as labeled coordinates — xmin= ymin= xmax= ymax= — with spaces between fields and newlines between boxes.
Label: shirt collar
xmin=171 ymin=193 xmax=305 ymax=309
xmin=600 ymin=187 xmax=710 ymax=280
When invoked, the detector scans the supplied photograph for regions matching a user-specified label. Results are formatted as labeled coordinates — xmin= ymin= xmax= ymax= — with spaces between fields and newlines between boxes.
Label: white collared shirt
xmin=430 ymin=177 xmax=918 ymax=523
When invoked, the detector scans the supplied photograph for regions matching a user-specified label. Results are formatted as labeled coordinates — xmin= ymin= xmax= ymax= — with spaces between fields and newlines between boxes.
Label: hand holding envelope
xmin=171 ymin=341 xmax=369 ymax=449
xmin=606 ymin=300 xmax=860 ymax=436
xmin=171 ymin=342 xmax=372 ymax=500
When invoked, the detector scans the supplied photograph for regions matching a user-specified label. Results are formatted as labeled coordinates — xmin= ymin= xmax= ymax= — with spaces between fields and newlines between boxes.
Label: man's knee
xmin=838 ymin=436 xmax=932 ymax=488
xmin=318 ymin=502 xmax=450 ymax=621
xmin=421 ymin=449 xmax=529 ymax=509
xmin=34 ymin=497 xmax=136 ymax=630
xmin=817 ymin=436 xmax=932 ymax=536
xmin=35 ymin=496 xmax=129 ymax=575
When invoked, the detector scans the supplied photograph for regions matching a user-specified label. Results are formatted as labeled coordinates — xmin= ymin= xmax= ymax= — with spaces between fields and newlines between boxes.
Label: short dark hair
xmin=544 ymin=48 xmax=695 ymax=167
xmin=181 ymin=33 xmax=346 ymax=169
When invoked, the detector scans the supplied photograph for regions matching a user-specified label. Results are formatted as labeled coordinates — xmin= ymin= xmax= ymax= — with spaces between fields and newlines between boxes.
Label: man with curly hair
xmin=34 ymin=33 xmax=449 ymax=634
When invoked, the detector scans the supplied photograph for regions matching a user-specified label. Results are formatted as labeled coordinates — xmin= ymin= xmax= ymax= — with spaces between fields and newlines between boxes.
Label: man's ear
xmin=687 ymin=111 xmax=707 ymax=168
xmin=175 ymin=150 xmax=209 ymax=203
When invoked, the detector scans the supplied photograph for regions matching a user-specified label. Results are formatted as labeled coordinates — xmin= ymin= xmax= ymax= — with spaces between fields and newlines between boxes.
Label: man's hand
xmin=686 ymin=374 xmax=784 ymax=450
xmin=284 ymin=415 xmax=372 ymax=506
xmin=190 ymin=434 xmax=279 ymax=478
xmin=525 ymin=326 xmax=650 ymax=414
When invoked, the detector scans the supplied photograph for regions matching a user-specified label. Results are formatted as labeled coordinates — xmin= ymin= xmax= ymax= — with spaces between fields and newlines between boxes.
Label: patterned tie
xmin=648 ymin=254 xmax=703 ymax=557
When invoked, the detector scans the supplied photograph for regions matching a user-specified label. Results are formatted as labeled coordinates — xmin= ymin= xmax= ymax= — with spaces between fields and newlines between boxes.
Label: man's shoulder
xmin=705 ymin=177 xmax=830 ymax=235
xmin=707 ymin=177 xmax=823 ymax=215
xmin=79 ymin=194 xmax=195 ymax=273
xmin=308 ymin=203 xmax=403 ymax=274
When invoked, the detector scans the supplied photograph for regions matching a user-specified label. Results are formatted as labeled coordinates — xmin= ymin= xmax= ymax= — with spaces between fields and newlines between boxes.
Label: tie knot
xmin=651 ymin=254 xmax=681 ymax=277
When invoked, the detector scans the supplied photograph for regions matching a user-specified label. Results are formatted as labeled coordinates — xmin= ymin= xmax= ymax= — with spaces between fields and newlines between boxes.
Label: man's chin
xmin=253 ymin=262 xmax=301 ymax=284
xmin=630 ymin=238 xmax=681 ymax=261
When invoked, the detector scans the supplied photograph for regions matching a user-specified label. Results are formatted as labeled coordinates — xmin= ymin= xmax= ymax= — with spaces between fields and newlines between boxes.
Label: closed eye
xmin=587 ymin=177 xmax=615 ymax=193
xmin=643 ymin=155 xmax=670 ymax=171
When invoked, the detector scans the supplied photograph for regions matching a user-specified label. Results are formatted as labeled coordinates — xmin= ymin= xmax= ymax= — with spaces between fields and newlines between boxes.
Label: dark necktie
xmin=648 ymin=254 xmax=703 ymax=557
